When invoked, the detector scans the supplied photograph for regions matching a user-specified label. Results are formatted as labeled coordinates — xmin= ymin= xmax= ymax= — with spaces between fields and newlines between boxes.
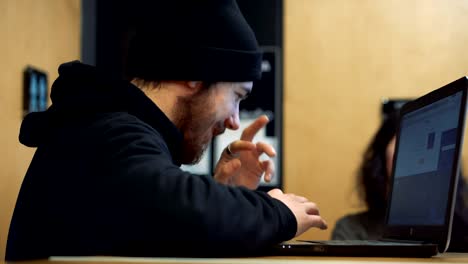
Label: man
xmin=6 ymin=0 xmax=327 ymax=259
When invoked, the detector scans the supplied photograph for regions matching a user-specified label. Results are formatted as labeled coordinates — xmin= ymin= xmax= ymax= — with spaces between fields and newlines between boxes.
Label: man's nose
xmin=225 ymin=112 xmax=240 ymax=130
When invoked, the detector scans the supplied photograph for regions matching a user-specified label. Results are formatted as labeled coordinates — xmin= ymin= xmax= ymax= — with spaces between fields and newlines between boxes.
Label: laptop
xmin=269 ymin=76 xmax=468 ymax=258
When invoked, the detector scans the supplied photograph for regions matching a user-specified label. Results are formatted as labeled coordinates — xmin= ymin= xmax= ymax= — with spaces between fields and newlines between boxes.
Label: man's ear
xmin=186 ymin=81 xmax=203 ymax=91
xmin=175 ymin=81 xmax=203 ymax=95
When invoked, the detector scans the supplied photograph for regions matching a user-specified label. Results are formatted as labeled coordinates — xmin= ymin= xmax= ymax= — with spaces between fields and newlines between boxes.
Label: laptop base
xmin=268 ymin=240 xmax=438 ymax=258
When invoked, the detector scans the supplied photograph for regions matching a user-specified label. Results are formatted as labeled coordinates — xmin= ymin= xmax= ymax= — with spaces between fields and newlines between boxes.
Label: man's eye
xmin=237 ymin=92 xmax=249 ymax=101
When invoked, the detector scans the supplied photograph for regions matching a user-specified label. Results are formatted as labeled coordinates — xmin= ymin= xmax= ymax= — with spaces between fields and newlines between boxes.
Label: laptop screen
xmin=387 ymin=91 xmax=463 ymax=226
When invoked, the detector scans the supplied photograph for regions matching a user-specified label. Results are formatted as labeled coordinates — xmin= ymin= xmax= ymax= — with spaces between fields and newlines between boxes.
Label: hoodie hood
xmin=20 ymin=61 xmax=128 ymax=147
xmin=19 ymin=61 xmax=183 ymax=164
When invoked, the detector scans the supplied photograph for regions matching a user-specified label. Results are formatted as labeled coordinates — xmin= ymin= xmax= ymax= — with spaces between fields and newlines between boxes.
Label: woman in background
xmin=332 ymin=111 xmax=468 ymax=252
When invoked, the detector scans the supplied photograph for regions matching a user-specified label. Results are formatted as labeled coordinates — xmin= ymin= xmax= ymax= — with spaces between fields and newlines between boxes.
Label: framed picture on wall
xmin=23 ymin=66 xmax=48 ymax=117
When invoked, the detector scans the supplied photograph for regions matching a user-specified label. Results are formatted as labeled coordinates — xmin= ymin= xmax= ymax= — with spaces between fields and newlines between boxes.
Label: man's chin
xmin=185 ymin=156 xmax=203 ymax=166
xmin=181 ymin=143 xmax=210 ymax=165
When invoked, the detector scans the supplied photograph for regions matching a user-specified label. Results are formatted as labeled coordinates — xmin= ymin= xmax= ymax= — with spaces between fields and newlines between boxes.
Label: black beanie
xmin=126 ymin=0 xmax=262 ymax=82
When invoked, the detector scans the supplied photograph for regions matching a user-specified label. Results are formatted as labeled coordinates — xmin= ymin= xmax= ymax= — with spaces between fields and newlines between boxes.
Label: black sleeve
xmin=98 ymin=118 xmax=297 ymax=256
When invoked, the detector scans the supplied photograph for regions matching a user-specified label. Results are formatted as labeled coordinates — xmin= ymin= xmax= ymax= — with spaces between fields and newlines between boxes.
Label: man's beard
xmin=173 ymin=90 xmax=224 ymax=165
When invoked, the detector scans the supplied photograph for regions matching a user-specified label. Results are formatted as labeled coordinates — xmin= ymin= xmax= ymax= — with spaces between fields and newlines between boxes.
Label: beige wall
xmin=284 ymin=0 xmax=468 ymax=241
xmin=0 ymin=0 xmax=80 ymax=259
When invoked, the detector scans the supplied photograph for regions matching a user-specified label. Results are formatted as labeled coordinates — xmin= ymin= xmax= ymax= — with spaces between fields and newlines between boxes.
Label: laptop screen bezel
xmin=383 ymin=77 xmax=468 ymax=252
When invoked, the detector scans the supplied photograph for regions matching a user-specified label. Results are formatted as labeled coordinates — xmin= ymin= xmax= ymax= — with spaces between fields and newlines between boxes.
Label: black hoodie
xmin=6 ymin=61 xmax=296 ymax=260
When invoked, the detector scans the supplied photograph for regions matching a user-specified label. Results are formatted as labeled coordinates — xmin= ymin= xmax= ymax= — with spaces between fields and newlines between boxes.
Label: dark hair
xmin=357 ymin=111 xmax=400 ymax=215
xmin=131 ymin=78 xmax=215 ymax=92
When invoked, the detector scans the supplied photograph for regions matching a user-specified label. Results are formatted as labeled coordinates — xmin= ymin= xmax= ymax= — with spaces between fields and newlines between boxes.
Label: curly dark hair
xmin=357 ymin=111 xmax=400 ymax=216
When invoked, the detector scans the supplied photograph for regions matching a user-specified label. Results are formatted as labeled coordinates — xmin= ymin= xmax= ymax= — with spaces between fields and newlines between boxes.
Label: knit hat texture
xmin=126 ymin=0 xmax=262 ymax=82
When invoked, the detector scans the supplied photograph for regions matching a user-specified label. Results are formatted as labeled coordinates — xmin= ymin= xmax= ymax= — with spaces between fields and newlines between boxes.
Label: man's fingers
xmin=214 ymin=159 xmax=241 ymax=184
xmin=304 ymin=202 xmax=320 ymax=215
xmin=241 ymin=115 xmax=269 ymax=141
xmin=224 ymin=141 xmax=256 ymax=158
xmin=303 ymin=202 xmax=327 ymax=229
xmin=256 ymin=141 xmax=277 ymax=157
xmin=262 ymin=160 xmax=275 ymax=182
xmin=308 ymin=215 xmax=328 ymax=230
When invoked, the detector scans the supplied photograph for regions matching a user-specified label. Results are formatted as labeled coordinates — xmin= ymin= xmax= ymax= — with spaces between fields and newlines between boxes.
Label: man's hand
xmin=268 ymin=189 xmax=328 ymax=237
xmin=214 ymin=115 xmax=276 ymax=190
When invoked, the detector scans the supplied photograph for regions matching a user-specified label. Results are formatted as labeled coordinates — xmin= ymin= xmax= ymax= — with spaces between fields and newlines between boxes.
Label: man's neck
xmin=130 ymin=79 xmax=178 ymax=126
